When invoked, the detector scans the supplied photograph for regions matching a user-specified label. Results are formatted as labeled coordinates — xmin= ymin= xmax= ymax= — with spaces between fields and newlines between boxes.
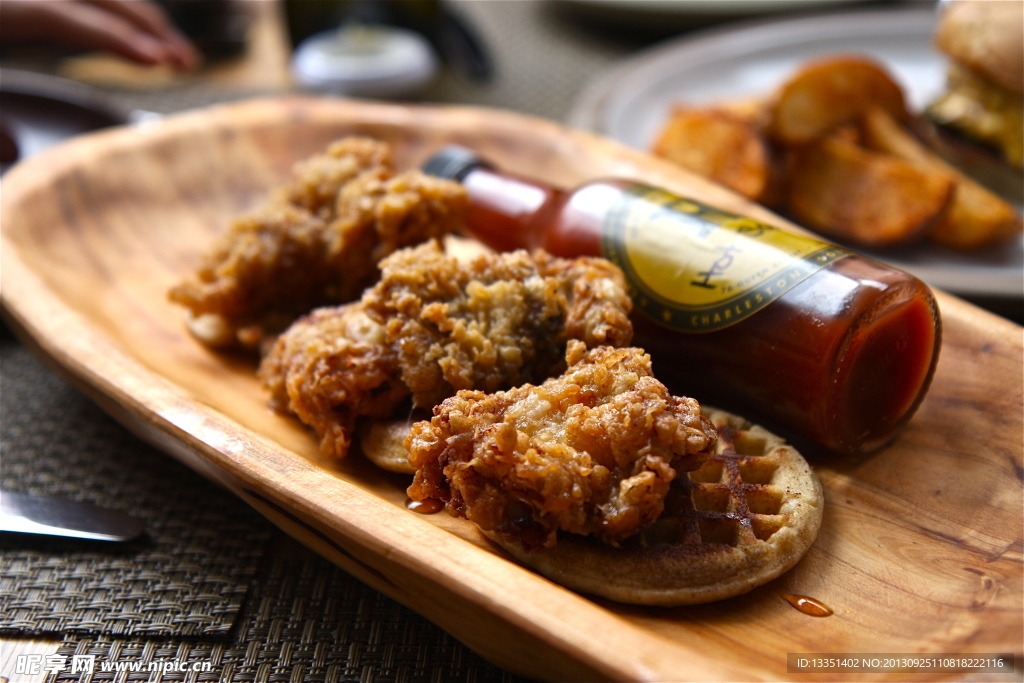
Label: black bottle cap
xmin=421 ymin=145 xmax=489 ymax=181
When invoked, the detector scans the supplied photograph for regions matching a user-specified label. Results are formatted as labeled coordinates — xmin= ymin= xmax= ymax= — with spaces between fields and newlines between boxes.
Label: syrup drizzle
xmin=406 ymin=497 xmax=443 ymax=514
xmin=783 ymin=594 xmax=833 ymax=617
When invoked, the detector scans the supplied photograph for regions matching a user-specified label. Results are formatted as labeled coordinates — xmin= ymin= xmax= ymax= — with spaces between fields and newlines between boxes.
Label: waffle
xmin=358 ymin=415 xmax=422 ymax=474
xmin=484 ymin=407 xmax=824 ymax=606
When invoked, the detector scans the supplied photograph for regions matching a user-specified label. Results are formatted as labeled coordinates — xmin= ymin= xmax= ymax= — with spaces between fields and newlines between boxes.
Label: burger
xmin=925 ymin=0 xmax=1023 ymax=201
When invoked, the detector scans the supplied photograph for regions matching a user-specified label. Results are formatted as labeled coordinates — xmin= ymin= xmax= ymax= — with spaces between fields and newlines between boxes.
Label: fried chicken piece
xmin=330 ymin=169 xmax=469 ymax=306
xmin=168 ymin=137 xmax=468 ymax=350
xmin=259 ymin=303 xmax=409 ymax=459
xmin=258 ymin=243 xmax=634 ymax=460
xmin=362 ymin=242 xmax=634 ymax=409
xmin=407 ymin=342 xmax=718 ymax=549
xmin=168 ymin=204 xmax=333 ymax=349
xmin=275 ymin=137 xmax=392 ymax=220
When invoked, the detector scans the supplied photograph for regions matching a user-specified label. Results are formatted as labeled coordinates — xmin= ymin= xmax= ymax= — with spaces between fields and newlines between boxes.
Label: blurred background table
xmin=1 ymin=1 xmax=1016 ymax=681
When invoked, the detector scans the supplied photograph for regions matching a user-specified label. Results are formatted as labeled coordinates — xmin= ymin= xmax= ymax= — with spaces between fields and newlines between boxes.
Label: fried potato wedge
xmin=861 ymin=107 xmax=1023 ymax=250
xmin=653 ymin=55 xmax=1021 ymax=252
xmin=787 ymin=134 xmax=955 ymax=248
xmin=652 ymin=106 xmax=777 ymax=204
xmin=766 ymin=55 xmax=909 ymax=145
xmin=712 ymin=96 xmax=770 ymax=124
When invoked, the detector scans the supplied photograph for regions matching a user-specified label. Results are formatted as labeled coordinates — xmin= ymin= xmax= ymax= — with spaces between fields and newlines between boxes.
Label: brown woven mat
xmin=46 ymin=536 xmax=533 ymax=683
xmin=0 ymin=322 xmax=274 ymax=638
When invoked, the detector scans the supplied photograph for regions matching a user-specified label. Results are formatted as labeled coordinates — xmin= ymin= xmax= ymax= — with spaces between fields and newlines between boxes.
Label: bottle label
xmin=601 ymin=185 xmax=850 ymax=333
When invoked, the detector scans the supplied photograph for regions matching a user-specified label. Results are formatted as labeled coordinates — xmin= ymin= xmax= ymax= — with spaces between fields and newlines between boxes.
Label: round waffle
xmin=358 ymin=415 xmax=424 ymax=474
xmin=484 ymin=407 xmax=824 ymax=606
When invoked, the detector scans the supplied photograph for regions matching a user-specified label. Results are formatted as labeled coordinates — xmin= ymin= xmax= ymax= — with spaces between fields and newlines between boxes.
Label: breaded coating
xmin=167 ymin=204 xmax=332 ymax=349
xmin=259 ymin=304 xmax=409 ymax=459
xmin=406 ymin=342 xmax=718 ymax=549
xmin=275 ymin=137 xmax=392 ymax=220
xmin=258 ymin=243 xmax=634 ymax=461
xmin=330 ymin=169 xmax=470 ymax=305
xmin=168 ymin=137 xmax=468 ymax=349
xmin=363 ymin=242 xmax=634 ymax=409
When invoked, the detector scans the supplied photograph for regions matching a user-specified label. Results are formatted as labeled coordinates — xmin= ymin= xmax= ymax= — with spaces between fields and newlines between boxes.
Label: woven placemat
xmin=0 ymin=322 xmax=274 ymax=638
xmin=47 ymin=537 xmax=534 ymax=683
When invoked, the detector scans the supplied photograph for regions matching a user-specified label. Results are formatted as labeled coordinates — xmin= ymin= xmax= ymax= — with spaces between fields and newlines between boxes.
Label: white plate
xmin=568 ymin=7 xmax=1024 ymax=298
xmin=556 ymin=0 xmax=867 ymax=20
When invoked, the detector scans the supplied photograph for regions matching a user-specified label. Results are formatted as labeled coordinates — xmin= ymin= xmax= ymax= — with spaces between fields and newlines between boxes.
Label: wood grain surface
xmin=1 ymin=97 xmax=1021 ymax=682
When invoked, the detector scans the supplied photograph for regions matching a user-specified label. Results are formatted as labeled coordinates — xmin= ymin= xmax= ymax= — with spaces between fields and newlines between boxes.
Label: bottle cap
xmin=421 ymin=145 xmax=489 ymax=181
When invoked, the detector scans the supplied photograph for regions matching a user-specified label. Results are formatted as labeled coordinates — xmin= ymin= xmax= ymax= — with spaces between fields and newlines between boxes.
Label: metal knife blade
xmin=0 ymin=490 xmax=145 ymax=542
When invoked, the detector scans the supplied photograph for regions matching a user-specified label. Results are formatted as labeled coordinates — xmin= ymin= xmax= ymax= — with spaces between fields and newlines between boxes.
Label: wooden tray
xmin=2 ymin=97 xmax=1020 ymax=682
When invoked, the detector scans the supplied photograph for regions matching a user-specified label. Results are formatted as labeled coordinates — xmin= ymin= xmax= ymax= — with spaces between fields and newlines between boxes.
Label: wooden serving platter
xmin=2 ymin=97 xmax=1021 ymax=682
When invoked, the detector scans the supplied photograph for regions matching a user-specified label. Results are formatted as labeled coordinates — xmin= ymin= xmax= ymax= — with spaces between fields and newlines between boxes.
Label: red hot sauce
xmin=423 ymin=146 xmax=941 ymax=455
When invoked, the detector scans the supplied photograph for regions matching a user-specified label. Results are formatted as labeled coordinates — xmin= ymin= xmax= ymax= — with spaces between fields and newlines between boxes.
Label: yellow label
xmin=601 ymin=185 xmax=850 ymax=333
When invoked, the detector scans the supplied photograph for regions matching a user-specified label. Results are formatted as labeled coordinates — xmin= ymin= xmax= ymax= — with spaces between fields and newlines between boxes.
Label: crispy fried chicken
xmin=274 ymin=137 xmax=392 ymax=219
xmin=259 ymin=303 xmax=409 ymax=460
xmin=168 ymin=137 xmax=468 ymax=350
xmin=406 ymin=342 xmax=718 ymax=549
xmin=259 ymin=243 xmax=634 ymax=460
xmin=363 ymin=241 xmax=634 ymax=408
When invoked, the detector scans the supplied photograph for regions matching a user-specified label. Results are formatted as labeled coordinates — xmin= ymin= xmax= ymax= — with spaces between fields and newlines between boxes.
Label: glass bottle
xmin=423 ymin=146 xmax=942 ymax=455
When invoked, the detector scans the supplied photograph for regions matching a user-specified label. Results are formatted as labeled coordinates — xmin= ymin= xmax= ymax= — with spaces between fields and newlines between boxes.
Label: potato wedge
xmin=712 ymin=96 xmax=769 ymax=124
xmin=861 ymin=107 xmax=1023 ymax=250
xmin=652 ymin=105 xmax=776 ymax=204
xmin=787 ymin=134 xmax=954 ymax=248
xmin=766 ymin=55 xmax=909 ymax=144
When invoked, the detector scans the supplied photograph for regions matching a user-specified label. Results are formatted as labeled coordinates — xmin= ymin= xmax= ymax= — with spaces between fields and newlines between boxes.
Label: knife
xmin=0 ymin=489 xmax=145 ymax=542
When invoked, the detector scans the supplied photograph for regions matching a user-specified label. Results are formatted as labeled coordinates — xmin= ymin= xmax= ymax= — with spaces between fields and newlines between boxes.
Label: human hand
xmin=0 ymin=0 xmax=200 ymax=69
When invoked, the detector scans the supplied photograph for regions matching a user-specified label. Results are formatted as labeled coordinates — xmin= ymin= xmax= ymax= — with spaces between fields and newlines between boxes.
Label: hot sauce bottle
xmin=423 ymin=146 xmax=941 ymax=455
